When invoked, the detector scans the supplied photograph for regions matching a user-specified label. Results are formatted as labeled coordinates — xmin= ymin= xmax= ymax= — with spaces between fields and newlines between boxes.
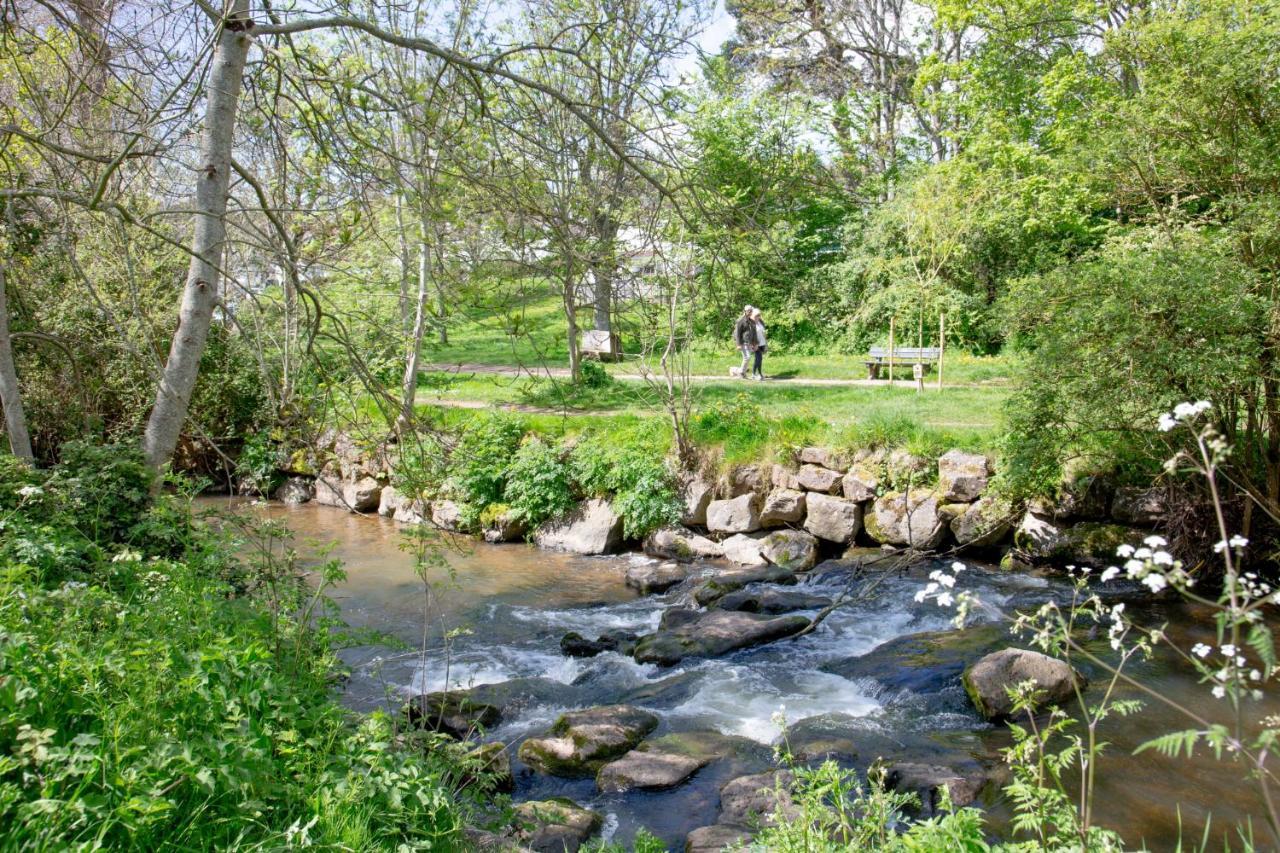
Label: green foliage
xmin=0 ymin=449 xmax=469 ymax=850
xmin=570 ymin=422 xmax=680 ymax=538
xmin=576 ymin=359 xmax=613 ymax=389
xmin=1001 ymin=230 xmax=1263 ymax=498
xmin=503 ymin=436 xmax=575 ymax=527
xmin=447 ymin=411 xmax=526 ymax=511
xmin=236 ymin=428 xmax=285 ymax=495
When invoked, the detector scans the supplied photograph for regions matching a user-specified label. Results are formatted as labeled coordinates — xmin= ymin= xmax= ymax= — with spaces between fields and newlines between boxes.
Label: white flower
xmin=936 ymin=591 xmax=954 ymax=608
xmin=1134 ymin=547 xmax=1152 ymax=560
xmin=1214 ymin=539 xmax=1228 ymax=554
xmin=951 ymin=561 xmax=966 ymax=573
xmin=1222 ymin=644 xmax=1237 ymax=657
xmin=1251 ymin=670 xmax=1262 ymax=682
xmin=1212 ymin=685 xmax=1226 ymax=699
xmin=16 ymin=485 xmax=42 ymax=498
xmin=1158 ymin=412 xmax=1178 ymax=432
xmin=1229 ymin=535 xmax=1248 ymax=549
xmin=1173 ymin=402 xmax=1197 ymax=419
xmin=1116 ymin=544 xmax=1136 ymax=558
xmin=1100 ymin=567 xmax=1120 ymax=583
xmin=1144 ymin=535 xmax=1168 ymax=548
xmin=1143 ymin=573 xmax=1168 ymax=593
xmin=1153 ymin=551 xmax=1175 ymax=566
xmin=914 ymin=590 xmax=929 ymax=603
xmin=1125 ymin=559 xmax=1145 ymax=576
xmin=1193 ymin=400 xmax=1212 ymax=414
xmin=1192 ymin=643 xmax=1212 ymax=658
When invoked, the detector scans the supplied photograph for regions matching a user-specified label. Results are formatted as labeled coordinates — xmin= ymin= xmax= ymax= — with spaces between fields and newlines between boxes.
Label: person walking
xmin=732 ymin=305 xmax=759 ymax=379
xmin=750 ymin=307 xmax=767 ymax=380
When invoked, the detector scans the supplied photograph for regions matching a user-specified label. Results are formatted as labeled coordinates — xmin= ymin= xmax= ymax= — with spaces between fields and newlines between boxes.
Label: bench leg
xmin=867 ymin=363 xmax=880 ymax=380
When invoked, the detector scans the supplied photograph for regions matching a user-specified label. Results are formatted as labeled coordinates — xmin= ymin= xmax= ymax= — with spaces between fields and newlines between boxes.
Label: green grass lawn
xmin=424 ymin=290 xmax=1017 ymax=385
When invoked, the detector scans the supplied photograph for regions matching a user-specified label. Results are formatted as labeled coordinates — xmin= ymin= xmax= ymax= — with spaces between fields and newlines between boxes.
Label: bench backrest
xmin=868 ymin=346 xmax=941 ymax=360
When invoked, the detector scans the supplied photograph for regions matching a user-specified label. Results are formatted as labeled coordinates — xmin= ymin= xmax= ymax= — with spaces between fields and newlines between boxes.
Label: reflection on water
xmin=209 ymin=498 xmax=1277 ymax=851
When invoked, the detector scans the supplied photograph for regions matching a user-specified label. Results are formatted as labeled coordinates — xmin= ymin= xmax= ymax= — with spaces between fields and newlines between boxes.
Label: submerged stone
xmin=596 ymin=747 xmax=709 ymax=793
xmin=517 ymin=705 xmax=659 ymax=777
xmin=692 ymin=564 xmax=796 ymax=606
xmin=513 ymin=798 xmax=602 ymax=853
xmin=404 ymin=691 xmax=501 ymax=740
xmin=963 ymin=648 xmax=1084 ymax=721
xmin=632 ymin=610 xmax=810 ymax=666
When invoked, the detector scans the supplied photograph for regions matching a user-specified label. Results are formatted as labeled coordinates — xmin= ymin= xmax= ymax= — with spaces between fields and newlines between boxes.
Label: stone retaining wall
xmin=272 ymin=432 xmax=1168 ymax=568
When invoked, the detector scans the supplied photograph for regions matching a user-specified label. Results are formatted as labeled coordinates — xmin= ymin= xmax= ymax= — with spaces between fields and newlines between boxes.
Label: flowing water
xmin=218 ymin=499 xmax=1277 ymax=851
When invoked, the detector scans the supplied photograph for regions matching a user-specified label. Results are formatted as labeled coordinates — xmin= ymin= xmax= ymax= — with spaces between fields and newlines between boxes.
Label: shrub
xmin=503 ymin=436 xmax=575 ymax=527
xmin=570 ymin=422 xmax=681 ymax=537
xmin=446 ymin=411 xmax=526 ymax=509
xmin=576 ymin=358 xmax=613 ymax=388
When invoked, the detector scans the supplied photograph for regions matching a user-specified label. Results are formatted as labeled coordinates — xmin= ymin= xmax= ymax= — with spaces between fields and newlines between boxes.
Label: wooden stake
xmin=938 ymin=313 xmax=945 ymax=391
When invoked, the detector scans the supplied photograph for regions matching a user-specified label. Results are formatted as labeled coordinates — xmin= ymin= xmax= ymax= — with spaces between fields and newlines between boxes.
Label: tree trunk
xmin=565 ymin=276 xmax=581 ymax=383
xmin=395 ymin=193 xmax=412 ymax=335
xmin=395 ymin=215 xmax=431 ymax=433
xmin=591 ymin=215 xmax=617 ymax=332
xmin=0 ymin=262 xmax=33 ymax=461
xmin=142 ymin=2 xmax=253 ymax=469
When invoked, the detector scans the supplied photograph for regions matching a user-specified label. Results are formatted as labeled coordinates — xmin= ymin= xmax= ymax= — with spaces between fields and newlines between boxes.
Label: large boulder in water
xmin=692 ymin=564 xmax=796 ymax=606
xmin=937 ymin=450 xmax=991 ymax=502
xmin=632 ymin=610 xmax=810 ymax=666
xmin=718 ymin=770 xmax=797 ymax=826
xmin=803 ymin=493 xmax=863 ymax=543
xmin=512 ymin=798 xmax=602 ymax=853
xmin=431 ymin=499 xmax=465 ymax=531
xmin=864 ymin=491 xmax=946 ymax=550
xmin=275 ymin=476 xmax=314 ymax=505
xmin=517 ymin=705 xmax=658 ymax=777
xmin=404 ymin=691 xmax=501 ymax=739
xmin=535 ymin=498 xmax=624 ymax=555
xmin=713 ymin=587 xmax=831 ymax=615
xmin=883 ymin=761 xmax=990 ymax=816
xmin=963 ymin=648 xmax=1084 ymax=721
xmin=1014 ymin=513 xmax=1144 ymax=567
xmin=685 ymin=825 xmax=753 ymax=853
xmin=706 ymin=494 xmax=762 ymax=534
xmin=680 ymin=476 xmax=714 ymax=526
xmin=758 ymin=529 xmax=819 ymax=571
xmin=596 ymin=746 xmax=710 ymax=793
xmin=721 ymin=533 xmax=767 ymax=566
xmin=625 ymin=561 xmax=689 ymax=594
xmin=645 ymin=526 xmax=725 ymax=561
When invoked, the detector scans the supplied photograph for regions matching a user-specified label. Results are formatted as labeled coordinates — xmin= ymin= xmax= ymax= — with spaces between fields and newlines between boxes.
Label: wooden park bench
xmin=580 ymin=329 xmax=623 ymax=362
xmin=864 ymin=346 xmax=941 ymax=380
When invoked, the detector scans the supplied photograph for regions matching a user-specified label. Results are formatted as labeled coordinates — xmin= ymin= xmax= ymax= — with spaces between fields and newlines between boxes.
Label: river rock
xmin=719 ymin=770 xmax=797 ymax=826
xmin=713 ymin=587 xmax=831 ymax=614
xmin=517 ymin=705 xmax=659 ymax=777
xmin=883 ymin=761 xmax=988 ymax=815
xmin=864 ymin=491 xmax=946 ymax=550
xmin=841 ymin=464 xmax=880 ymax=502
xmin=1111 ymin=486 xmax=1167 ymax=526
xmin=625 ymin=561 xmax=689 ymax=594
xmin=804 ymin=493 xmax=864 ymax=543
xmin=951 ymin=497 xmax=1014 ymax=548
xmin=377 ymin=485 xmax=402 ymax=517
xmin=770 ymin=464 xmax=802 ymax=491
xmin=632 ymin=610 xmax=810 ymax=666
xmin=513 ymin=799 xmax=602 ymax=853
xmin=465 ymin=742 xmax=515 ymax=794
xmin=645 ymin=527 xmax=725 ymax=561
xmin=393 ymin=498 xmax=428 ymax=525
xmin=963 ymin=648 xmax=1084 ymax=721
xmin=796 ymin=464 xmax=843 ymax=494
xmin=759 ymin=488 xmax=806 ymax=526
xmin=720 ymin=532 xmax=766 ymax=566
xmin=758 ymin=529 xmax=819 ymax=571
xmin=274 ymin=476 xmax=314 ymax=505
xmin=692 ymin=564 xmax=797 ymax=606
xmin=938 ymin=450 xmax=991 ymax=502
xmin=596 ymin=747 xmax=710 ymax=793
xmin=484 ymin=510 xmax=528 ymax=543
xmin=405 ymin=691 xmax=502 ymax=739
xmin=706 ymin=494 xmax=761 ymax=534
xmin=798 ymin=447 xmax=849 ymax=472
xmin=822 ymin=625 xmax=1006 ymax=696
xmin=467 ymin=678 xmax=588 ymax=718
xmin=535 ymin=498 xmax=624 ymax=555
xmin=1014 ymin=514 xmax=1144 ymax=567
xmin=680 ymin=476 xmax=714 ymax=526
xmin=431 ymin=499 xmax=465 ymax=532
xmin=685 ymin=825 xmax=753 ymax=853
xmin=560 ymin=630 xmax=639 ymax=658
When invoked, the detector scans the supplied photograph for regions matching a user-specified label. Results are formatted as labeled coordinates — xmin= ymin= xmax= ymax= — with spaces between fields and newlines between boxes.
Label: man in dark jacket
xmin=732 ymin=305 xmax=758 ymax=378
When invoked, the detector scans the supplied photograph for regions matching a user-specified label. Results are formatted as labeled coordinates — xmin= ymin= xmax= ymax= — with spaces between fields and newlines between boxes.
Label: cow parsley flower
xmin=1100 ymin=566 xmax=1121 ymax=583
xmin=1192 ymin=643 xmax=1211 ymax=658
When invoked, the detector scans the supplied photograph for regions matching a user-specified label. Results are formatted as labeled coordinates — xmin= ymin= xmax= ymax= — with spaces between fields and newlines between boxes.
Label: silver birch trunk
xmin=395 ymin=211 xmax=431 ymax=433
xmin=0 ymin=262 xmax=33 ymax=460
xmin=142 ymin=2 xmax=253 ymax=469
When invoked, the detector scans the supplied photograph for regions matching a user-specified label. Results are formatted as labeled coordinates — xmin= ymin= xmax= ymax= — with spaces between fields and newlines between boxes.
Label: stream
xmin=222 ymin=499 xmax=1275 ymax=851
